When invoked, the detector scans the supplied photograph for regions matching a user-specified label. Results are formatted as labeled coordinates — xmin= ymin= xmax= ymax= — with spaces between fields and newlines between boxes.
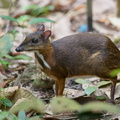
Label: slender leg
xmin=58 ymin=79 xmax=65 ymax=95
xmin=55 ymin=81 xmax=59 ymax=95
xmin=110 ymin=81 xmax=117 ymax=103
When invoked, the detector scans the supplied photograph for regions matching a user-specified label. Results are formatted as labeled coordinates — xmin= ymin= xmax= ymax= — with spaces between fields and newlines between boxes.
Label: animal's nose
xmin=15 ymin=47 xmax=22 ymax=52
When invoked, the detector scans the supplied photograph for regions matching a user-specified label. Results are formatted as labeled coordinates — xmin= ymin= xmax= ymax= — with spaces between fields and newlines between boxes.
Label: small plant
xmin=0 ymin=90 xmax=120 ymax=120
xmin=0 ymin=34 xmax=13 ymax=69
xmin=110 ymin=68 xmax=120 ymax=77
xmin=0 ymin=87 xmax=13 ymax=114
xmin=0 ymin=13 xmax=55 ymax=70
xmin=22 ymin=4 xmax=55 ymax=16
xmin=0 ymin=15 xmax=55 ymax=28
xmin=0 ymin=97 xmax=13 ymax=108
xmin=0 ymin=111 xmax=17 ymax=120
xmin=75 ymin=79 xmax=111 ymax=96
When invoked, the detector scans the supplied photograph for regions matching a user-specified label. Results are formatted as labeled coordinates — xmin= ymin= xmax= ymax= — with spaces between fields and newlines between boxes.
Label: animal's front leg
xmin=57 ymin=79 xmax=65 ymax=95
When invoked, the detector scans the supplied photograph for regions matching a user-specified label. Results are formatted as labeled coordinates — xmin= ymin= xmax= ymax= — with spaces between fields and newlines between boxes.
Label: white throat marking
xmin=36 ymin=52 xmax=51 ymax=69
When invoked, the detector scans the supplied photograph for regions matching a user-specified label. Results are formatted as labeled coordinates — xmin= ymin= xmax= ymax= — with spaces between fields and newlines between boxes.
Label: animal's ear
xmin=37 ymin=24 xmax=45 ymax=32
xmin=43 ymin=30 xmax=51 ymax=39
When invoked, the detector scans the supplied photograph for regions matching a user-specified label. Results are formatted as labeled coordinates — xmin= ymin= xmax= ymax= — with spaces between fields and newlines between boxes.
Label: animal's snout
xmin=15 ymin=47 xmax=22 ymax=52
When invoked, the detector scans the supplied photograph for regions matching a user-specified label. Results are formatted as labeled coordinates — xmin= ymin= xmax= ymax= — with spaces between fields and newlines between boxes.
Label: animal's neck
xmin=35 ymin=43 xmax=56 ymax=69
xmin=39 ymin=43 xmax=53 ymax=59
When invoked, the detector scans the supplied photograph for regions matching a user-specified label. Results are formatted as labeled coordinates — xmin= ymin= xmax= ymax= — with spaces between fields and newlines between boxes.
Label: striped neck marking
xmin=36 ymin=52 xmax=51 ymax=69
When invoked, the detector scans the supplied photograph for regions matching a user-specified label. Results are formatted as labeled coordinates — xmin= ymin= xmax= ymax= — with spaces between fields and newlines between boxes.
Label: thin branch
xmin=5 ymin=0 xmax=12 ymax=33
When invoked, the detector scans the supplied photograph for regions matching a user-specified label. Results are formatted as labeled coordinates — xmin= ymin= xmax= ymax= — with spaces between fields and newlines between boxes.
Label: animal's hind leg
xmin=110 ymin=80 xmax=117 ymax=103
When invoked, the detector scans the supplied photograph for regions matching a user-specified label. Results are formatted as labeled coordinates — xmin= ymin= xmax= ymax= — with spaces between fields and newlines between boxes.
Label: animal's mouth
xmin=15 ymin=47 xmax=39 ymax=52
xmin=15 ymin=47 xmax=23 ymax=52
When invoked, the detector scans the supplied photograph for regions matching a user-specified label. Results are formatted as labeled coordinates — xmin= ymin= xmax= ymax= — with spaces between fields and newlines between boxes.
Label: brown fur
xmin=50 ymin=33 xmax=120 ymax=79
xmin=16 ymin=27 xmax=120 ymax=102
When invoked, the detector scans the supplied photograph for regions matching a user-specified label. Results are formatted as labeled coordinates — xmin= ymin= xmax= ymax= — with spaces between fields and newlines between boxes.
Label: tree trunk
xmin=117 ymin=0 xmax=120 ymax=17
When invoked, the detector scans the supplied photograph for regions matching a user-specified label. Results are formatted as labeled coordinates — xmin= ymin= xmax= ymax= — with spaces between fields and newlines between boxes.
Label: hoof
xmin=108 ymin=99 xmax=115 ymax=104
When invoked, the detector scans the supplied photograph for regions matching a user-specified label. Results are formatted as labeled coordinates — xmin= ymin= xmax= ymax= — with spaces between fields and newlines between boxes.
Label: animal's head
xmin=15 ymin=24 xmax=51 ymax=52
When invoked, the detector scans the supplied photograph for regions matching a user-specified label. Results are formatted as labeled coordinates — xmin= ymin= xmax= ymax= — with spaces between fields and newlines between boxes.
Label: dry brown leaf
xmin=0 ymin=87 xmax=37 ymax=103
xmin=47 ymin=12 xmax=73 ymax=39
xmin=114 ymin=83 xmax=120 ymax=99
xmin=109 ymin=17 xmax=120 ymax=29
xmin=0 ymin=79 xmax=13 ymax=88
xmin=93 ymin=0 xmax=116 ymax=15
xmin=64 ymin=88 xmax=85 ymax=98
xmin=53 ymin=16 xmax=73 ymax=39
xmin=0 ymin=86 xmax=18 ymax=109
xmin=0 ymin=72 xmax=7 ymax=84
xmin=73 ymin=4 xmax=86 ymax=11
xmin=0 ymin=63 xmax=6 ymax=75
xmin=10 ymin=88 xmax=37 ymax=104
xmin=9 ymin=97 xmax=45 ymax=114
xmin=1 ymin=87 xmax=46 ymax=114
xmin=93 ymin=21 xmax=119 ymax=35
xmin=9 ymin=98 xmax=28 ymax=113
xmin=1 ymin=86 xmax=19 ymax=98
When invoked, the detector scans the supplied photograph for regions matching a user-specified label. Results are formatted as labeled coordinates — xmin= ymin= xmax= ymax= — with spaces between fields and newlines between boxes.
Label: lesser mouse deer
xmin=16 ymin=24 xmax=120 ymax=103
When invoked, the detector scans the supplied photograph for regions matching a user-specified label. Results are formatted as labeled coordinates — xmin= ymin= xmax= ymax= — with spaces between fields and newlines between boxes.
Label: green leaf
xmin=50 ymin=97 xmax=81 ymax=114
xmin=85 ymin=86 xmax=97 ymax=96
xmin=4 ymin=54 xmax=32 ymax=60
xmin=12 ymin=29 xmax=19 ymax=35
xmin=4 ymin=54 xmax=13 ymax=59
xmin=0 ymin=15 xmax=19 ymax=24
xmin=97 ymin=81 xmax=111 ymax=88
xmin=0 ymin=87 xmax=5 ymax=96
xmin=0 ymin=87 xmax=4 ymax=91
xmin=23 ymin=5 xmax=55 ymax=16
xmin=0 ymin=34 xmax=13 ymax=59
xmin=96 ymin=96 xmax=105 ymax=100
xmin=47 ymin=5 xmax=55 ymax=10
xmin=0 ymin=97 xmax=13 ymax=107
xmin=22 ymin=4 xmax=38 ymax=10
xmin=78 ymin=102 xmax=120 ymax=114
xmin=18 ymin=110 xmax=26 ymax=120
xmin=0 ymin=60 xmax=11 ymax=69
xmin=75 ymin=79 xmax=90 ymax=84
xmin=13 ymin=54 xmax=32 ymax=60
xmin=17 ymin=15 xmax=31 ymax=23
xmin=28 ymin=17 xmax=55 ymax=24
xmin=110 ymin=68 xmax=120 ymax=77
xmin=0 ymin=111 xmax=17 ymax=120
xmin=31 ymin=5 xmax=55 ymax=16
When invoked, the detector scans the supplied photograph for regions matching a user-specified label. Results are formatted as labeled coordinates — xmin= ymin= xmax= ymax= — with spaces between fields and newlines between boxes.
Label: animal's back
xmin=15 ymin=24 xmax=120 ymax=100
xmin=52 ymin=33 xmax=120 ymax=79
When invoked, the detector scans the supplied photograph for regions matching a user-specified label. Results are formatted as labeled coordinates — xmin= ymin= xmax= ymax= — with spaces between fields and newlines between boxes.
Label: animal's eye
xmin=31 ymin=38 xmax=38 ymax=44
